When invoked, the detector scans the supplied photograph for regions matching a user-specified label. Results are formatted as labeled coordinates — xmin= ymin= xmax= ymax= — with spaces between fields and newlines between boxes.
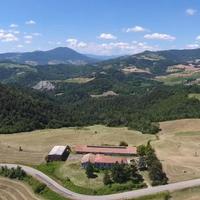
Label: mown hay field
xmin=0 ymin=125 xmax=155 ymax=165
xmin=0 ymin=177 xmax=40 ymax=200
xmin=153 ymin=119 xmax=200 ymax=183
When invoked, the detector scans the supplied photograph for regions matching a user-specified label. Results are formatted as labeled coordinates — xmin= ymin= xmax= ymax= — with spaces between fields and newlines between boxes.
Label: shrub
xmin=34 ymin=183 xmax=47 ymax=194
xmin=119 ymin=141 xmax=128 ymax=146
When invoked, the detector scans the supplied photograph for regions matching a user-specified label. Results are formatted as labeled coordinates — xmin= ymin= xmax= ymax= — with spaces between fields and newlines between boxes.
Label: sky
xmin=0 ymin=0 xmax=200 ymax=55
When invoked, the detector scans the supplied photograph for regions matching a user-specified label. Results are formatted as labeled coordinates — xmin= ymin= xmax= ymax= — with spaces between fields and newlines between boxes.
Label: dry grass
xmin=0 ymin=177 xmax=40 ymax=200
xmin=153 ymin=119 xmax=200 ymax=183
xmin=0 ymin=125 xmax=155 ymax=165
xmin=62 ymin=77 xmax=94 ymax=84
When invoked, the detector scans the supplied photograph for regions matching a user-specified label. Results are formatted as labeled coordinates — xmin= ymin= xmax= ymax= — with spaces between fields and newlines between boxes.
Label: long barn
xmin=75 ymin=145 xmax=137 ymax=156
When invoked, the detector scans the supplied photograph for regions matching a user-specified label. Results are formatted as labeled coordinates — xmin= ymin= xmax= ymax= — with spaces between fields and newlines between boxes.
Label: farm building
xmin=75 ymin=145 xmax=137 ymax=156
xmin=47 ymin=146 xmax=70 ymax=162
xmin=81 ymin=153 xmax=129 ymax=169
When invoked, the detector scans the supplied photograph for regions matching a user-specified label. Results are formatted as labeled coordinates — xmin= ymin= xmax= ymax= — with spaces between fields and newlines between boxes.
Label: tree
xmin=111 ymin=163 xmax=131 ymax=183
xmin=119 ymin=141 xmax=128 ymax=146
xmin=85 ymin=162 xmax=95 ymax=178
xmin=137 ymin=145 xmax=147 ymax=156
xmin=149 ymin=160 xmax=168 ymax=185
xmin=138 ymin=156 xmax=147 ymax=171
xmin=103 ymin=171 xmax=112 ymax=185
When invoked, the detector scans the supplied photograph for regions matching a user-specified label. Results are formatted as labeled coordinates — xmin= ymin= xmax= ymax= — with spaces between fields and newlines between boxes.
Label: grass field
xmin=188 ymin=93 xmax=200 ymax=101
xmin=155 ymin=72 xmax=200 ymax=85
xmin=54 ymin=77 xmax=95 ymax=84
xmin=56 ymin=160 xmax=104 ymax=189
xmin=0 ymin=125 xmax=155 ymax=165
xmin=0 ymin=177 xmax=40 ymax=200
xmin=64 ymin=77 xmax=95 ymax=83
xmin=153 ymin=119 xmax=200 ymax=183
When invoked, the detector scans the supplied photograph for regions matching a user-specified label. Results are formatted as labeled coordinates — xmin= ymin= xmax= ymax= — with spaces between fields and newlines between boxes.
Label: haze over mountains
xmin=1 ymin=47 xmax=200 ymax=87
xmin=0 ymin=47 xmax=97 ymax=65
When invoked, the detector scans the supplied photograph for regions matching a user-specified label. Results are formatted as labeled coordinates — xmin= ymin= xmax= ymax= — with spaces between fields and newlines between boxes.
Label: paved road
xmin=1 ymin=163 xmax=200 ymax=200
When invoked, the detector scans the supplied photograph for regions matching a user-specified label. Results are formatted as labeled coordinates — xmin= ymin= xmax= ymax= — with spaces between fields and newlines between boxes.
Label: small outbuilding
xmin=46 ymin=146 xmax=69 ymax=162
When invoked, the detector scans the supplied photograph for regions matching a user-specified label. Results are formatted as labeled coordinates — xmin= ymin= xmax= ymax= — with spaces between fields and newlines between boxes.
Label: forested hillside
xmin=0 ymin=84 xmax=68 ymax=133
xmin=1 ymin=48 xmax=200 ymax=134
xmin=1 ymin=78 xmax=200 ymax=134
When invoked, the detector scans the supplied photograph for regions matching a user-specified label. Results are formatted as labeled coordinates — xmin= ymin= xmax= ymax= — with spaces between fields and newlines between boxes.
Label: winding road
xmin=1 ymin=163 xmax=200 ymax=200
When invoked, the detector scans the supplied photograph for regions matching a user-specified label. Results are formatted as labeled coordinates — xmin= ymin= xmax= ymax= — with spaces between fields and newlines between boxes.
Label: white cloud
xmin=32 ymin=32 xmax=42 ymax=36
xmin=144 ymin=33 xmax=176 ymax=41
xmin=24 ymin=35 xmax=33 ymax=40
xmin=76 ymin=40 xmax=158 ymax=55
xmin=196 ymin=35 xmax=200 ymax=41
xmin=10 ymin=24 xmax=18 ymax=28
xmin=186 ymin=8 xmax=197 ymax=16
xmin=98 ymin=33 xmax=117 ymax=40
xmin=126 ymin=26 xmax=147 ymax=32
xmin=77 ymin=41 xmax=87 ymax=48
xmin=11 ymin=30 xmax=20 ymax=34
xmin=0 ymin=32 xmax=18 ymax=42
xmin=25 ymin=40 xmax=32 ymax=44
xmin=25 ymin=20 xmax=36 ymax=25
xmin=66 ymin=38 xmax=87 ymax=48
xmin=17 ymin=44 xmax=24 ymax=48
xmin=66 ymin=38 xmax=78 ymax=46
xmin=186 ymin=44 xmax=200 ymax=49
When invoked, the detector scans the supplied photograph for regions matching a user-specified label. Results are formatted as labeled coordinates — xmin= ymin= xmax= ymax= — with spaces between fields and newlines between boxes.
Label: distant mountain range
xmin=85 ymin=54 xmax=122 ymax=61
xmin=0 ymin=47 xmax=98 ymax=65
xmin=100 ymin=48 xmax=200 ymax=75
xmin=1 ymin=47 xmax=200 ymax=87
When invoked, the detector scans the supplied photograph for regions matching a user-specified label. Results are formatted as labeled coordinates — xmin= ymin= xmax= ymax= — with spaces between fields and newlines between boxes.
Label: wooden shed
xmin=47 ymin=146 xmax=69 ymax=162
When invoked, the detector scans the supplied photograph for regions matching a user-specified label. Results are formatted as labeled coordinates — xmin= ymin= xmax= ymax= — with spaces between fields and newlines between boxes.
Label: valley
xmin=1 ymin=48 xmax=200 ymax=199
xmin=2 ymin=1 xmax=200 ymax=199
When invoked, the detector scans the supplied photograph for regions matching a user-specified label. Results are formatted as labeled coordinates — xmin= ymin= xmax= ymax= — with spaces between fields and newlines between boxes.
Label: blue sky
xmin=0 ymin=0 xmax=200 ymax=55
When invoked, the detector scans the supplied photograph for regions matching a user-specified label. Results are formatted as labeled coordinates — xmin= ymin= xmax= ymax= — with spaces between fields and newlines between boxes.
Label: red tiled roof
xmin=75 ymin=145 xmax=137 ymax=155
xmin=81 ymin=153 xmax=128 ymax=164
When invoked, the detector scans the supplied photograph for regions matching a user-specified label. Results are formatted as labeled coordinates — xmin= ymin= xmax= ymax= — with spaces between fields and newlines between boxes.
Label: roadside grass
xmin=171 ymin=186 xmax=200 ymax=200
xmin=133 ymin=192 xmax=170 ymax=200
xmin=0 ymin=125 xmax=155 ymax=165
xmin=24 ymin=176 xmax=69 ymax=200
xmin=36 ymin=162 xmax=146 ymax=195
